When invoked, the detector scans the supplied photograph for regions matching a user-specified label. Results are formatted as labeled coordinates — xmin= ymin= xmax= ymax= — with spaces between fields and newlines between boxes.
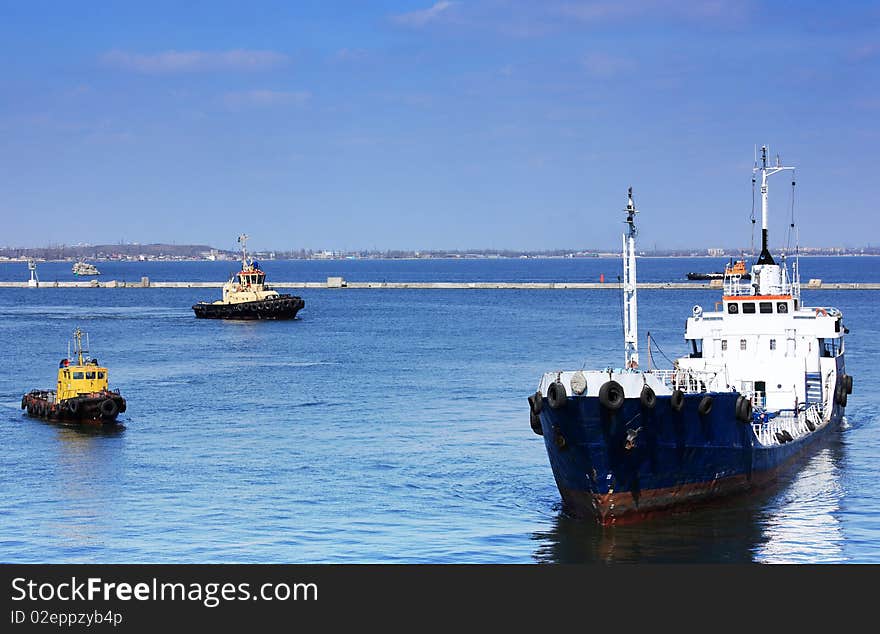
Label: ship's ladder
xmin=805 ymin=372 xmax=822 ymax=404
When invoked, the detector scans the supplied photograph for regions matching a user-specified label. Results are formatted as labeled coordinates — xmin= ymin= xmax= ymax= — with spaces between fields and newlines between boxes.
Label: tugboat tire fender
xmin=547 ymin=381 xmax=568 ymax=410
xmin=598 ymin=380 xmax=625 ymax=411
xmin=698 ymin=395 xmax=714 ymax=416
xmin=640 ymin=385 xmax=656 ymax=410
xmin=100 ymin=399 xmax=119 ymax=418
xmin=670 ymin=389 xmax=685 ymax=412
xmin=20 ymin=396 xmax=26 ymax=410
xmin=68 ymin=399 xmax=79 ymax=414
xmin=844 ymin=374 xmax=853 ymax=395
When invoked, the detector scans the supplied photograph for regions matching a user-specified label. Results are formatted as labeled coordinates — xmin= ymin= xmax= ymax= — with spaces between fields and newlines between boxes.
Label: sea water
xmin=0 ymin=257 xmax=876 ymax=562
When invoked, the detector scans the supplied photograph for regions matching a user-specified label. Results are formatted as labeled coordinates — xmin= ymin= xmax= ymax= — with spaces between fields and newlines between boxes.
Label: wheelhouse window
xmin=85 ymin=372 xmax=96 ymax=379
xmin=740 ymin=339 xmax=747 ymax=351
xmin=97 ymin=372 xmax=105 ymax=379
xmin=759 ymin=302 xmax=773 ymax=314
xmin=721 ymin=340 xmax=728 ymax=351
xmin=769 ymin=339 xmax=776 ymax=350
xmin=742 ymin=303 xmax=756 ymax=314
xmin=72 ymin=372 xmax=84 ymax=379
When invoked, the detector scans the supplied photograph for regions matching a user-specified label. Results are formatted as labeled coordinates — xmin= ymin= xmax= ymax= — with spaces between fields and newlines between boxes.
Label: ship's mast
xmin=622 ymin=187 xmax=639 ymax=369
xmin=73 ymin=328 xmax=85 ymax=366
xmin=754 ymin=145 xmax=795 ymax=265
xmin=238 ymin=234 xmax=249 ymax=267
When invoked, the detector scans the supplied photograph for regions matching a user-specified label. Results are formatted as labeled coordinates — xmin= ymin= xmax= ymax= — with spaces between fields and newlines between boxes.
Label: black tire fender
xmin=736 ymin=395 xmax=753 ymax=423
xmin=834 ymin=382 xmax=846 ymax=406
xmin=100 ymin=399 xmax=119 ymax=418
xmin=670 ymin=389 xmax=685 ymax=412
xmin=598 ymin=381 xmax=624 ymax=411
xmin=640 ymin=384 xmax=656 ymax=410
xmin=547 ymin=381 xmax=567 ymax=410
xmin=528 ymin=391 xmax=543 ymax=415
xmin=530 ymin=411 xmax=543 ymax=436
xmin=698 ymin=395 xmax=714 ymax=417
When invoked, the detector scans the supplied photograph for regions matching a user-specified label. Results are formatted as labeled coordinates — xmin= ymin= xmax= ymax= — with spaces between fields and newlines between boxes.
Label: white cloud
xmin=102 ymin=49 xmax=289 ymax=73
xmin=392 ymin=1 xmax=457 ymax=28
xmin=222 ymin=90 xmax=312 ymax=108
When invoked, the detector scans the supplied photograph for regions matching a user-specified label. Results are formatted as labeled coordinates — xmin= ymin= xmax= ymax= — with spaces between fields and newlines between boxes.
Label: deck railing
xmin=751 ymin=402 xmax=825 ymax=446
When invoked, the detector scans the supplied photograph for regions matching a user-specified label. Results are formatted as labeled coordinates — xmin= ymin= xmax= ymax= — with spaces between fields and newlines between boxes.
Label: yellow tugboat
xmin=21 ymin=328 xmax=126 ymax=425
xmin=192 ymin=234 xmax=305 ymax=320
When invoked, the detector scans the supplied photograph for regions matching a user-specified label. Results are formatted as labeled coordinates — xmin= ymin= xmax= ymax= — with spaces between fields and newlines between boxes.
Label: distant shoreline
xmin=2 ymin=253 xmax=878 ymax=264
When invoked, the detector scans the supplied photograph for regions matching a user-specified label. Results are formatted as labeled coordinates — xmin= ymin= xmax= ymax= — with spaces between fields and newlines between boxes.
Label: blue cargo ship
xmin=529 ymin=148 xmax=853 ymax=524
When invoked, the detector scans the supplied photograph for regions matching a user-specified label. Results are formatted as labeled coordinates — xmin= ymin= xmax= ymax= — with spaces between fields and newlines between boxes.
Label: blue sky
xmin=1 ymin=1 xmax=878 ymax=251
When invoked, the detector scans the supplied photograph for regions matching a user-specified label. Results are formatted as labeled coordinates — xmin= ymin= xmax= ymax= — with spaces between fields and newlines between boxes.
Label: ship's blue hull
xmin=538 ymin=392 xmax=842 ymax=524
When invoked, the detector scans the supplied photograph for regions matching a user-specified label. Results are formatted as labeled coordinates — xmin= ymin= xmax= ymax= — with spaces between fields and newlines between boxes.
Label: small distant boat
xmin=686 ymin=258 xmax=751 ymax=281
xmin=72 ymin=259 xmax=101 ymax=276
xmin=21 ymin=328 xmax=126 ymax=425
xmin=192 ymin=234 xmax=304 ymax=320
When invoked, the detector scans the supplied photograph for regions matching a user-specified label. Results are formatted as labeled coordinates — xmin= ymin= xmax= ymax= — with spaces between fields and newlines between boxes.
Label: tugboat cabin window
xmin=759 ymin=302 xmax=773 ymax=314
xmin=85 ymin=372 xmax=96 ymax=379
xmin=740 ymin=339 xmax=747 ymax=351
xmin=690 ymin=340 xmax=702 ymax=358
xmin=770 ymin=339 xmax=777 ymax=350
xmin=721 ymin=340 xmax=728 ymax=351
xmin=97 ymin=372 xmax=105 ymax=379
xmin=777 ymin=302 xmax=788 ymax=313
xmin=742 ymin=303 xmax=756 ymax=314
xmin=72 ymin=372 xmax=84 ymax=379
xmin=727 ymin=303 xmax=739 ymax=314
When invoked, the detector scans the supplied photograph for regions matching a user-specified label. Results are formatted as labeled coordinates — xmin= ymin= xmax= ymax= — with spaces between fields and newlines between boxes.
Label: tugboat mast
xmin=622 ymin=187 xmax=639 ymax=369
xmin=73 ymin=327 xmax=86 ymax=366
xmin=238 ymin=233 xmax=249 ymax=266
xmin=754 ymin=145 xmax=795 ymax=266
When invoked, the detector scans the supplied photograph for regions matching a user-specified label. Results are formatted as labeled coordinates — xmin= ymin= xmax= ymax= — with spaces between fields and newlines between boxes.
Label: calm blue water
xmin=0 ymin=258 xmax=876 ymax=563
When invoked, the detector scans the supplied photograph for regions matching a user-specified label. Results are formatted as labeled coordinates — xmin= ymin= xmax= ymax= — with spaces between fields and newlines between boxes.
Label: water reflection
xmin=753 ymin=441 xmax=846 ymax=563
xmin=45 ymin=422 xmax=128 ymax=553
xmin=533 ymin=437 xmax=846 ymax=563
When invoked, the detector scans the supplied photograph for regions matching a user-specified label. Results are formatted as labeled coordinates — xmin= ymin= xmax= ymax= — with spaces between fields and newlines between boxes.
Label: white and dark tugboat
xmin=529 ymin=147 xmax=853 ymax=525
xmin=192 ymin=234 xmax=304 ymax=320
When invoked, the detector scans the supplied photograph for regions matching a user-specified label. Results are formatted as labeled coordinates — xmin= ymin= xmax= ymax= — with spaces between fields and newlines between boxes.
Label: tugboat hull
xmin=538 ymin=392 xmax=842 ymax=525
xmin=192 ymin=295 xmax=304 ymax=320
xmin=21 ymin=391 xmax=126 ymax=426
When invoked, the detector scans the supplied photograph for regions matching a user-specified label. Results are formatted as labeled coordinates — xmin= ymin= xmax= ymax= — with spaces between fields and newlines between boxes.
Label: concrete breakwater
xmin=2 ymin=278 xmax=880 ymax=290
